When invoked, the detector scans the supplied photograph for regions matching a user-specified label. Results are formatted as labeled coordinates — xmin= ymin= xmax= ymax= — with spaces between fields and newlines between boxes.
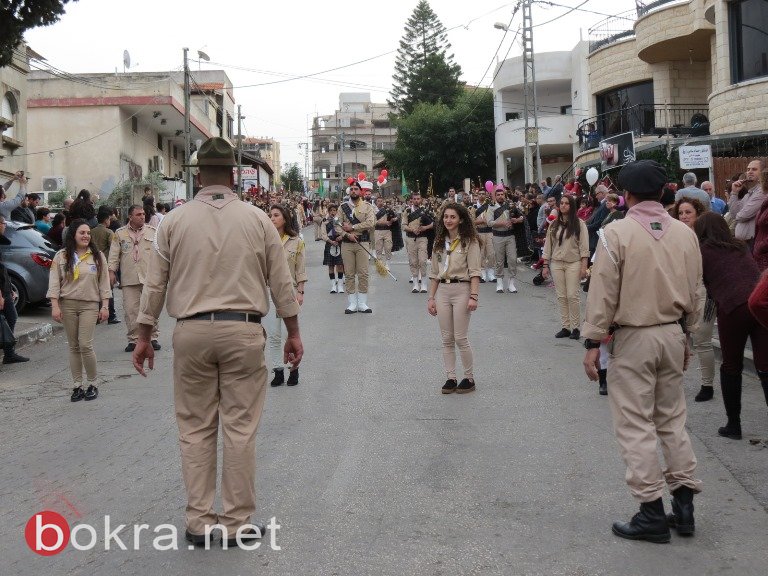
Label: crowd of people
xmin=2 ymin=139 xmax=768 ymax=546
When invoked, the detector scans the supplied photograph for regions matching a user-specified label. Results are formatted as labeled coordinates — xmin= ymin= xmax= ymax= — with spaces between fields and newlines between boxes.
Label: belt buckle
xmin=445 ymin=278 xmax=451 ymax=284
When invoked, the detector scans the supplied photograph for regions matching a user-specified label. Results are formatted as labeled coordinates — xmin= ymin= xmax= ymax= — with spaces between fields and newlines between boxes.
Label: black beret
xmin=618 ymin=160 xmax=668 ymax=197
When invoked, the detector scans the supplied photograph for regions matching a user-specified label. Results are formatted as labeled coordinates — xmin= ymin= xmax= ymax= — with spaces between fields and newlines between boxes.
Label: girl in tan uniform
xmin=427 ymin=202 xmax=482 ymax=394
xmin=269 ymin=204 xmax=307 ymax=387
xmin=47 ymin=218 xmax=112 ymax=401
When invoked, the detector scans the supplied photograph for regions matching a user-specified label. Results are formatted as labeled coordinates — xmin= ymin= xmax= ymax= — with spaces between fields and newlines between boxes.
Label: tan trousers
xmin=551 ymin=260 xmax=582 ymax=330
xmin=60 ymin=298 xmax=99 ymax=385
xmin=341 ymin=241 xmax=370 ymax=293
xmin=406 ymin=236 xmax=428 ymax=277
xmin=492 ymin=235 xmax=517 ymax=278
xmin=374 ymin=230 xmax=393 ymax=261
xmin=691 ymin=308 xmax=716 ymax=387
xmin=122 ymin=284 xmax=158 ymax=343
xmin=436 ymin=282 xmax=474 ymax=380
xmin=172 ymin=319 xmax=268 ymax=534
xmin=480 ymin=232 xmax=496 ymax=269
xmin=608 ymin=324 xmax=702 ymax=502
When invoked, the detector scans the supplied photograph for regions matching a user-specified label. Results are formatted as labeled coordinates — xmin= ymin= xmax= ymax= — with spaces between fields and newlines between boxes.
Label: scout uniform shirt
xmin=543 ymin=219 xmax=590 ymax=263
xmin=428 ymin=237 xmax=482 ymax=282
xmin=47 ymin=250 xmax=112 ymax=303
xmin=402 ymin=205 xmax=431 ymax=237
xmin=137 ymin=185 xmax=299 ymax=325
xmin=335 ymin=199 xmax=376 ymax=242
xmin=282 ymin=234 xmax=308 ymax=288
xmin=108 ymin=224 xmax=157 ymax=286
xmin=582 ymin=200 xmax=702 ymax=341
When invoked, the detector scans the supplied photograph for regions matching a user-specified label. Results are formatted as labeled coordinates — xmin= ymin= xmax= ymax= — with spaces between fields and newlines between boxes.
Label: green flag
xmin=317 ymin=177 xmax=325 ymax=198
xmin=401 ymin=171 xmax=408 ymax=197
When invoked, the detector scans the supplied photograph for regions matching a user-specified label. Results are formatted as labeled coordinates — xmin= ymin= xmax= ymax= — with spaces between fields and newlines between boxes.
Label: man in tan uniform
xmin=402 ymin=193 xmax=434 ymax=293
xmin=108 ymin=205 xmax=159 ymax=351
xmin=336 ymin=182 xmax=376 ymax=313
xmin=132 ymin=137 xmax=302 ymax=548
xmin=582 ymin=159 xmax=703 ymax=543
xmin=473 ymin=191 xmax=496 ymax=282
xmin=373 ymin=196 xmax=396 ymax=270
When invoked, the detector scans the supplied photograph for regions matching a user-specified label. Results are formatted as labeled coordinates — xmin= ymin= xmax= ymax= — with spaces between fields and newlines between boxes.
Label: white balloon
xmin=586 ymin=167 xmax=599 ymax=186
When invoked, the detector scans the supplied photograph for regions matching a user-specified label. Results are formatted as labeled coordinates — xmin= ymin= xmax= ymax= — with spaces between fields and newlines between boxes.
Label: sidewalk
xmin=11 ymin=306 xmax=62 ymax=349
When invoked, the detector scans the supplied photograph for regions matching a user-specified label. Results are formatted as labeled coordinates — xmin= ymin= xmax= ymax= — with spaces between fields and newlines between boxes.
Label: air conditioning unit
xmin=42 ymin=176 xmax=67 ymax=191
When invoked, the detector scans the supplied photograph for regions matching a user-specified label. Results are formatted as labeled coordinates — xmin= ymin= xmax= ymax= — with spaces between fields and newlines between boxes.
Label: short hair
xmin=128 ymin=204 xmax=143 ymax=216
xmin=97 ymin=205 xmax=114 ymax=222
xmin=682 ymin=172 xmax=697 ymax=186
xmin=27 ymin=193 xmax=41 ymax=202
xmin=605 ymin=193 xmax=620 ymax=204
xmin=35 ymin=207 xmax=50 ymax=220
xmin=595 ymin=184 xmax=609 ymax=195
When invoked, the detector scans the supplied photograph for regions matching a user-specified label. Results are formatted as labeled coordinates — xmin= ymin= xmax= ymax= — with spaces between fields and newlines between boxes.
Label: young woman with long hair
xmin=268 ymin=203 xmax=307 ymax=387
xmin=671 ymin=197 xmax=715 ymax=402
xmin=47 ymin=218 xmax=111 ymax=401
xmin=694 ymin=211 xmax=768 ymax=439
xmin=427 ymin=202 xmax=482 ymax=394
xmin=542 ymin=195 xmax=589 ymax=339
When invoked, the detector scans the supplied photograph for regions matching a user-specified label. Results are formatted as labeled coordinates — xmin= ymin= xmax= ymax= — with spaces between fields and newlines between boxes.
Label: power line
xmin=533 ymin=0 xmax=592 ymax=27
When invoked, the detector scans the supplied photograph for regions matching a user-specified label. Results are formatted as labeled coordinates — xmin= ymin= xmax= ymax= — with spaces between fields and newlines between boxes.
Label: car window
xmin=2 ymin=226 xmax=57 ymax=252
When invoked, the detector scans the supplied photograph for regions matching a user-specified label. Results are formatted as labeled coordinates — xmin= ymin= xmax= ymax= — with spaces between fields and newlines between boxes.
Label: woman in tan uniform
xmin=269 ymin=204 xmax=307 ymax=387
xmin=426 ymin=202 xmax=482 ymax=394
xmin=47 ymin=219 xmax=112 ymax=401
xmin=542 ymin=195 xmax=589 ymax=339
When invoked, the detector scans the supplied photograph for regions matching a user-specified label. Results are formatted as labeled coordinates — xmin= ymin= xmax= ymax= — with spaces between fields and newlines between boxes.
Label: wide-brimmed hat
xmin=183 ymin=137 xmax=238 ymax=167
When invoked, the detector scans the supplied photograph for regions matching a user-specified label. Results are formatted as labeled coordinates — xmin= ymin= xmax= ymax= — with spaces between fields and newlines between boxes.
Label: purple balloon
xmin=484 ymin=180 xmax=494 ymax=193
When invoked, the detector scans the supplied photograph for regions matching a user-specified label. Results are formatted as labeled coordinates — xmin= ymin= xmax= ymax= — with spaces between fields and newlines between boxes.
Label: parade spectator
xmin=585 ymin=185 xmax=609 ymax=253
xmin=427 ymin=202 xmax=481 ymax=394
xmin=0 ymin=215 xmax=29 ymax=364
xmin=694 ymin=211 xmax=768 ymax=440
xmin=34 ymin=207 xmax=52 ymax=234
xmin=702 ymin=181 xmax=726 ymax=215
xmin=577 ymin=196 xmax=593 ymax=221
xmin=268 ymin=203 xmax=307 ymax=388
xmin=47 ymin=218 xmax=111 ymax=401
xmin=601 ymin=194 xmax=624 ymax=228
xmin=149 ymin=202 xmax=167 ymax=228
xmin=728 ymin=159 xmax=766 ymax=245
xmin=11 ymin=192 xmax=39 ymax=224
xmin=672 ymin=197 xmax=715 ymax=402
xmin=748 ymin=270 xmax=768 ymax=328
xmin=90 ymin=206 xmax=120 ymax=324
xmin=47 ymin=213 xmax=65 ymax=246
xmin=69 ymin=190 xmax=97 ymax=228
xmin=675 ymin=173 xmax=711 ymax=211
xmin=542 ymin=195 xmax=589 ymax=339
xmin=0 ymin=172 xmax=28 ymax=220
xmin=749 ymin=169 xmax=768 ymax=271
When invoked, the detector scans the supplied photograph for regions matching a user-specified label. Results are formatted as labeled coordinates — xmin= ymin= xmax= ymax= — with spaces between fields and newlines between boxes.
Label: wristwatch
xmin=584 ymin=338 xmax=601 ymax=350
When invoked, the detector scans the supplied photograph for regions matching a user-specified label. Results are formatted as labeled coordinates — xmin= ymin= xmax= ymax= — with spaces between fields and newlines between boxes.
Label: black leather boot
xmin=3 ymin=348 xmax=30 ymax=364
xmin=758 ymin=370 xmax=768 ymax=407
xmin=719 ymin=368 xmax=742 ymax=439
xmin=598 ymin=369 xmax=607 ymax=396
xmin=286 ymin=368 xmax=299 ymax=386
xmin=612 ymin=498 xmax=671 ymax=543
xmin=666 ymin=486 xmax=695 ymax=536
xmin=270 ymin=368 xmax=284 ymax=387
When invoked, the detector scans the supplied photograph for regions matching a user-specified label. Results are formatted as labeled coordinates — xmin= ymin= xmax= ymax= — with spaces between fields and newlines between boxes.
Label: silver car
xmin=0 ymin=221 xmax=57 ymax=313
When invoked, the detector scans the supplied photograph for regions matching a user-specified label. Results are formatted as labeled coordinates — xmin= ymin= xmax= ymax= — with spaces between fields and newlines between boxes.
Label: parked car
xmin=0 ymin=221 xmax=57 ymax=313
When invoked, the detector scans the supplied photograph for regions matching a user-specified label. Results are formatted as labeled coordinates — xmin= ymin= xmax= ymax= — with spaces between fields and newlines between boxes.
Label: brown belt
xmin=180 ymin=311 xmax=261 ymax=323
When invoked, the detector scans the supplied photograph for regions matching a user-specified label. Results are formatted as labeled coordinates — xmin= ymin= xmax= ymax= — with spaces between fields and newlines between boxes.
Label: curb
xmin=15 ymin=322 xmax=62 ymax=349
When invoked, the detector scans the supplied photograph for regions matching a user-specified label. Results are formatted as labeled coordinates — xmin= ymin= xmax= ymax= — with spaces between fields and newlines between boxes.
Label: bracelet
xmin=427 ymin=296 xmax=435 ymax=301
xmin=297 ymin=290 xmax=305 ymax=294
xmin=470 ymin=293 xmax=478 ymax=296
xmin=469 ymin=295 xmax=478 ymax=301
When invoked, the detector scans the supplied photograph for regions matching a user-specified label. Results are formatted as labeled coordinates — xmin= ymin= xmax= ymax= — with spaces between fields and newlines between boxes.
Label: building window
xmin=1 ymin=92 xmax=18 ymax=140
xmin=227 ymin=113 xmax=233 ymax=139
xmin=560 ymin=105 xmax=572 ymax=115
xmin=132 ymin=116 xmax=138 ymax=134
xmin=505 ymin=112 xmax=520 ymax=121
xmin=596 ymin=80 xmax=654 ymax=137
xmin=173 ymin=145 xmax=178 ymax=160
xmin=157 ymin=134 xmax=163 ymax=150
xmin=730 ymin=0 xmax=768 ymax=83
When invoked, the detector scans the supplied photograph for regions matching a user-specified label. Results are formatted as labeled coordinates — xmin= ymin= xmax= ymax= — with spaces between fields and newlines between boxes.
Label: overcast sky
xmin=24 ymin=0 xmax=637 ymax=169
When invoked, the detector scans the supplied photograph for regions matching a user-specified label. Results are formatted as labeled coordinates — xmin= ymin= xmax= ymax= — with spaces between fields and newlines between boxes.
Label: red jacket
xmin=752 ymin=197 xmax=768 ymax=271
xmin=749 ymin=270 xmax=768 ymax=328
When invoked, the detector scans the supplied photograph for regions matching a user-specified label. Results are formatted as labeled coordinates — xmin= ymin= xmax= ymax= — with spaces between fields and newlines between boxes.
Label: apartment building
xmin=311 ymin=93 xmax=397 ymax=195
xmin=0 ymin=42 xmax=37 ymax=185
xmin=237 ymin=137 xmax=281 ymax=183
xmin=25 ymin=69 xmax=235 ymax=196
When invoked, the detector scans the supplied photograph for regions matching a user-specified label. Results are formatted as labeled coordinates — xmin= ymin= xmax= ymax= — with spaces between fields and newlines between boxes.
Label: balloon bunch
xmin=484 ymin=180 xmax=499 ymax=193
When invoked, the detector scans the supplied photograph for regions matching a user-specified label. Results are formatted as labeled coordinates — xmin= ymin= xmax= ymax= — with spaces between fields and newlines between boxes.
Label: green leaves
xmin=0 ymin=1 xmax=77 ymax=67
xmin=282 ymin=163 xmax=303 ymax=193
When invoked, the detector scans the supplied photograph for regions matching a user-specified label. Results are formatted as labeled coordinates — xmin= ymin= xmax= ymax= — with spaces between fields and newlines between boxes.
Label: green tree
xmin=282 ymin=163 xmax=303 ymax=193
xmin=0 ymin=1 xmax=77 ymax=66
xmin=384 ymin=89 xmax=495 ymax=194
xmin=389 ymin=0 xmax=463 ymax=115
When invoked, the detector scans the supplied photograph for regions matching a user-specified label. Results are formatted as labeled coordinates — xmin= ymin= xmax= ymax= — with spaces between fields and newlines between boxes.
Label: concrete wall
xmin=0 ymin=44 xmax=30 ymax=182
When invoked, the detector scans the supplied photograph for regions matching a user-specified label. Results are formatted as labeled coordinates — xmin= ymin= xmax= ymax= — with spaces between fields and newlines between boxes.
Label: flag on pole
xmin=317 ymin=177 xmax=325 ymax=198
xmin=401 ymin=171 xmax=408 ymax=197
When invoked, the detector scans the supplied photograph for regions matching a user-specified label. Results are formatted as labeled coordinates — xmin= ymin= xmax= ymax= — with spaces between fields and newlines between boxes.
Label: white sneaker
xmin=412 ymin=283 xmax=419 ymax=293
xmin=496 ymin=278 xmax=504 ymax=293
xmin=357 ymin=293 xmax=372 ymax=313
xmin=409 ymin=275 xmax=414 ymax=284
xmin=480 ymin=269 xmax=487 ymax=282
xmin=330 ymin=279 xmax=337 ymax=294
xmin=487 ymin=269 xmax=497 ymax=281
xmin=345 ymin=293 xmax=358 ymax=313
xmin=508 ymin=279 xmax=518 ymax=293
xmin=337 ymin=280 xmax=345 ymax=293
xmin=420 ymin=281 xmax=428 ymax=293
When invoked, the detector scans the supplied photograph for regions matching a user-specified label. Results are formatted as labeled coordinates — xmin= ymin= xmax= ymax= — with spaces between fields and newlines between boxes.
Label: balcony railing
xmin=635 ymin=0 xmax=685 ymax=17
xmin=588 ymin=9 xmax=637 ymax=54
xmin=577 ymin=103 xmax=709 ymax=151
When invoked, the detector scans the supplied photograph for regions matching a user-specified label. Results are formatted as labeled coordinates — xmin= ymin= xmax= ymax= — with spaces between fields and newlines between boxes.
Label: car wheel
xmin=9 ymin=275 xmax=28 ymax=314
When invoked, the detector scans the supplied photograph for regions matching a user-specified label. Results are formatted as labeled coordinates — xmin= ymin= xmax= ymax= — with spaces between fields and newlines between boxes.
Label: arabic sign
xmin=679 ymin=145 xmax=712 ymax=170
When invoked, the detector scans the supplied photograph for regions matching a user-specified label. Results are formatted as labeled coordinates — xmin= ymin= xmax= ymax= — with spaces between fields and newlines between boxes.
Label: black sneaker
xmin=286 ymin=368 xmax=299 ymax=386
xmin=71 ymin=386 xmax=85 ymax=402
xmin=107 ymin=317 xmax=121 ymax=325
xmin=125 ymin=343 xmax=136 ymax=352
xmin=84 ymin=384 xmax=98 ymax=401
xmin=456 ymin=378 xmax=476 ymax=394
xmin=718 ymin=423 xmax=742 ymax=439
xmin=441 ymin=379 xmax=458 ymax=394
xmin=555 ymin=328 xmax=572 ymax=338
xmin=569 ymin=328 xmax=581 ymax=340
xmin=151 ymin=340 xmax=161 ymax=351
xmin=2 ymin=351 xmax=29 ymax=364
xmin=222 ymin=524 xmax=265 ymax=549
xmin=185 ymin=529 xmax=210 ymax=548
xmin=694 ymin=386 xmax=714 ymax=402
xmin=270 ymin=369 xmax=285 ymax=387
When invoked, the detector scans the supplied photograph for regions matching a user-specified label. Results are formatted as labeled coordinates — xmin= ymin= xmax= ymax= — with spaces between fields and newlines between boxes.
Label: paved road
xmin=1 ymin=233 xmax=767 ymax=575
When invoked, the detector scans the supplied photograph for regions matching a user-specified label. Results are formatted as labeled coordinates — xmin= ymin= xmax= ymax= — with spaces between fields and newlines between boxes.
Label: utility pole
xmin=339 ymin=131 xmax=345 ymax=195
xmin=522 ymin=0 xmax=542 ymax=183
xmin=236 ymin=105 xmax=244 ymax=198
xmin=183 ymin=47 xmax=192 ymax=200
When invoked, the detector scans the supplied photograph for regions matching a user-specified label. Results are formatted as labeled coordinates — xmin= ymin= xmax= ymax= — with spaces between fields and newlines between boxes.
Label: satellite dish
xmin=123 ymin=50 xmax=131 ymax=71
xmin=197 ymin=50 xmax=210 ymax=62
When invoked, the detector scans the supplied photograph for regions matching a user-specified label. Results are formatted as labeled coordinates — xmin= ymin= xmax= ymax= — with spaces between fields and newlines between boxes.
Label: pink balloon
xmin=377 ymin=175 xmax=385 ymax=183
xmin=380 ymin=169 xmax=388 ymax=178
xmin=484 ymin=180 xmax=494 ymax=193
xmin=357 ymin=171 xmax=366 ymax=181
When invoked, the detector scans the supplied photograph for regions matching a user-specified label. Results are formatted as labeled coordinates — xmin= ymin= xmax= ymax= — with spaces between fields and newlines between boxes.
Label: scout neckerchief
xmin=441 ymin=236 xmax=461 ymax=278
xmin=72 ymin=249 xmax=92 ymax=281
xmin=127 ymin=224 xmax=143 ymax=263
xmin=281 ymin=233 xmax=289 ymax=246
